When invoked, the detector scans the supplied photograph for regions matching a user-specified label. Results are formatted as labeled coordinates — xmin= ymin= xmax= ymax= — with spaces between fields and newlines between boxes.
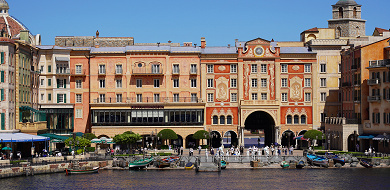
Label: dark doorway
xmin=207 ymin=131 xmax=221 ymax=148
xmin=223 ymin=131 xmax=238 ymax=148
xmin=244 ymin=111 xmax=275 ymax=146
xmin=171 ymin=135 xmax=183 ymax=149
xmin=185 ymin=134 xmax=198 ymax=148
xmin=281 ymin=130 xmax=296 ymax=147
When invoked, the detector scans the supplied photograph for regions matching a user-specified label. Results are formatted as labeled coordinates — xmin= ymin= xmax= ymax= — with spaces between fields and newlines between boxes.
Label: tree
xmin=193 ymin=130 xmax=209 ymax=145
xmin=303 ymin=130 xmax=324 ymax=148
xmin=158 ymin=129 xmax=178 ymax=145
xmin=64 ymin=137 xmax=91 ymax=154
xmin=113 ymin=132 xmax=142 ymax=150
xmin=83 ymin=133 xmax=97 ymax=140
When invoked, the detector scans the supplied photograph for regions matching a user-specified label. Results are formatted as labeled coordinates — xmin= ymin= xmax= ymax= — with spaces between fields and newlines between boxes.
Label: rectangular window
xmin=41 ymin=94 xmax=44 ymax=101
xmin=99 ymin=94 xmax=105 ymax=103
xmin=152 ymin=64 xmax=160 ymax=74
xmin=231 ymin=93 xmax=237 ymax=102
xmin=281 ymin=64 xmax=287 ymax=73
xmin=251 ymin=64 xmax=257 ymax=73
xmin=281 ymin=78 xmax=287 ymax=87
xmin=0 ymin=89 xmax=3 ymax=101
xmin=154 ymin=79 xmax=160 ymax=88
xmin=99 ymin=65 xmax=105 ymax=74
xmin=261 ymin=64 xmax=267 ymax=73
xmin=99 ymin=79 xmax=105 ymax=88
xmin=191 ymin=79 xmax=197 ymax=88
xmin=48 ymin=65 xmax=51 ymax=73
xmin=116 ymin=94 xmax=122 ymax=103
xmin=76 ymin=109 xmax=82 ymax=118
xmin=173 ymin=79 xmax=179 ymax=88
xmin=191 ymin=93 xmax=197 ymax=102
xmin=304 ymin=64 xmax=311 ymax=73
xmin=116 ymin=65 xmax=122 ymax=74
xmin=252 ymin=93 xmax=258 ymax=100
xmin=231 ymin=79 xmax=237 ymax=88
xmin=57 ymin=79 xmax=64 ymax=88
xmin=207 ymin=93 xmax=214 ymax=102
xmin=76 ymin=65 xmax=82 ymax=74
xmin=40 ymin=79 xmax=44 ymax=86
xmin=0 ymin=71 xmax=4 ymax=82
xmin=304 ymin=78 xmax=311 ymax=87
xmin=207 ymin=65 xmax=214 ymax=73
xmin=136 ymin=79 xmax=142 ymax=88
xmin=172 ymin=64 xmax=180 ymax=74
xmin=207 ymin=79 xmax=214 ymax=88
xmin=173 ymin=94 xmax=179 ymax=102
xmin=40 ymin=65 xmax=44 ymax=72
xmin=251 ymin=79 xmax=257 ymax=88
xmin=261 ymin=79 xmax=267 ymax=88
xmin=338 ymin=64 xmax=341 ymax=73
xmin=76 ymin=80 xmax=82 ymax=89
xmin=48 ymin=93 xmax=51 ymax=101
xmin=48 ymin=79 xmax=51 ymax=86
xmin=320 ymin=63 xmax=326 ymax=73
xmin=261 ymin=93 xmax=267 ymax=100
xmin=190 ymin=64 xmax=197 ymax=74
xmin=281 ymin=93 xmax=287 ymax=102
xmin=76 ymin=94 xmax=82 ymax=103
xmin=116 ymin=79 xmax=122 ymax=88
xmin=321 ymin=92 xmax=327 ymax=102
xmin=0 ymin=52 xmax=3 ymax=64
xmin=231 ymin=64 xmax=237 ymax=73
xmin=58 ymin=94 xmax=64 ymax=103
xmin=136 ymin=94 xmax=142 ymax=102
xmin=154 ymin=94 xmax=160 ymax=102
xmin=320 ymin=78 xmax=327 ymax=87
xmin=305 ymin=92 xmax=311 ymax=102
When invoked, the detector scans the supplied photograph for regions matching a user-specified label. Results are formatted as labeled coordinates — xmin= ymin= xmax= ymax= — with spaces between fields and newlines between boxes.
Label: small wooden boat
xmin=325 ymin=152 xmax=346 ymax=166
xmin=66 ymin=167 xmax=99 ymax=175
xmin=129 ymin=157 xmax=154 ymax=169
xmin=360 ymin=159 xmax=373 ymax=168
xmin=296 ymin=160 xmax=305 ymax=169
xmin=185 ymin=162 xmax=194 ymax=170
xmin=156 ymin=156 xmax=180 ymax=168
xmin=280 ymin=161 xmax=289 ymax=168
xmin=221 ymin=160 xmax=227 ymax=169
xmin=307 ymin=154 xmax=329 ymax=168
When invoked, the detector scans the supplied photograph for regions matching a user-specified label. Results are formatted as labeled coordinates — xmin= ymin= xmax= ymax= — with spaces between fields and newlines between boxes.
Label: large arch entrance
xmin=171 ymin=135 xmax=183 ymax=149
xmin=281 ymin=130 xmax=296 ymax=148
xmin=244 ymin=111 xmax=276 ymax=147
xmin=207 ymin=131 xmax=222 ymax=148
xmin=223 ymin=131 xmax=238 ymax=148
xmin=185 ymin=134 xmax=198 ymax=149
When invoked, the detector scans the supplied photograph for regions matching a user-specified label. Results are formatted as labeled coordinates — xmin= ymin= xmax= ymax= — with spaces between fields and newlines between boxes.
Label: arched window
xmin=213 ymin=116 xmax=218 ymax=125
xmin=227 ymin=116 xmax=232 ymax=125
xmin=294 ymin=115 xmax=299 ymax=124
xmin=287 ymin=115 xmax=292 ymax=124
xmin=337 ymin=27 xmax=342 ymax=38
xmin=301 ymin=115 xmax=306 ymax=124
xmin=339 ymin=7 xmax=343 ymax=18
xmin=353 ymin=7 xmax=357 ymax=18
xmin=220 ymin=116 xmax=225 ymax=125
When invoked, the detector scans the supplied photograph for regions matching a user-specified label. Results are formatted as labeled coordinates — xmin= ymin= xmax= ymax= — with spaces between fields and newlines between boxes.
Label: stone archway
xmin=281 ymin=130 xmax=296 ymax=147
xmin=223 ymin=131 xmax=238 ymax=148
xmin=207 ymin=131 xmax=222 ymax=148
xmin=244 ymin=111 xmax=276 ymax=147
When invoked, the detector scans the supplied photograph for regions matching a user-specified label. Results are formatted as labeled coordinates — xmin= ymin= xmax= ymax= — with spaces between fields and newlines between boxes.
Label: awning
xmin=38 ymin=133 xmax=69 ymax=142
xmin=0 ymin=133 xmax=50 ymax=142
xmin=358 ymin=134 xmax=376 ymax=140
xmin=19 ymin=106 xmax=45 ymax=114
xmin=91 ymin=139 xmax=101 ymax=143
xmin=294 ymin=135 xmax=308 ymax=141
xmin=373 ymin=134 xmax=390 ymax=141
xmin=55 ymin=57 xmax=70 ymax=62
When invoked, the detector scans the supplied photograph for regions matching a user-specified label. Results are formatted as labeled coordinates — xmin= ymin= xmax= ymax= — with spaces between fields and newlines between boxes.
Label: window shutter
xmin=57 ymin=94 xmax=59 ymax=103
xmin=1 ymin=52 xmax=4 ymax=64
xmin=0 ymin=89 xmax=3 ymax=101
xmin=48 ymin=65 xmax=51 ymax=73
xmin=48 ymin=79 xmax=51 ymax=86
xmin=57 ymin=79 xmax=59 ymax=88
xmin=0 ymin=71 xmax=4 ymax=82
xmin=64 ymin=94 xmax=66 ymax=103
xmin=64 ymin=79 xmax=66 ymax=88
xmin=1 ymin=113 xmax=5 ymax=130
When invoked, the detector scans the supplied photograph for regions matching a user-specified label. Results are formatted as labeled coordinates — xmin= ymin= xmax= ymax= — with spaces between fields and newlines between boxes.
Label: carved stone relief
xmin=216 ymin=77 xmax=229 ymax=101
xmin=289 ymin=76 xmax=303 ymax=101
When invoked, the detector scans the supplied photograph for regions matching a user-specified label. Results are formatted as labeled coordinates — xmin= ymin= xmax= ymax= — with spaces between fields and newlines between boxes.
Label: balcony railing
xmin=56 ymin=68 xmax=70 ymax=75
xmin=367 ymin=96 xmax=381 ymax=102
xmin=92 ymin=97 xmax=200 ymax=104
xmin=93 ymin=98 xmax=125 ymax=103
xmin=367 ymin=79 xmax=380 ymax=85
xmin=132 ymin=67 xmax=163 ymax=75
xmin=70 ymin=69 xmax=86 ymax=76
xmin=369 ymin=59 xmax=390 ymax=68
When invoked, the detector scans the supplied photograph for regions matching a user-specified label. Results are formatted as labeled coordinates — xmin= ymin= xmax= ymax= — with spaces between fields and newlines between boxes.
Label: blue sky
xmin=9 ymin=0 xmax=390 ymax=46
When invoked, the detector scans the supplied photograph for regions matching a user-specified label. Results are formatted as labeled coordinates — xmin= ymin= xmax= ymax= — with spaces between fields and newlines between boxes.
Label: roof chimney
xmin=228 ymin=44 xmax=230 ymax=48
xmin=168 ymin=40 xmax=172 ymax=43
xmin=201 ymin=37 xmax=206 ymax=49
xmin=183 ymin=42 xmax=192 ymax=47
xmin=96 ymin=30 xmax=99 ymax=38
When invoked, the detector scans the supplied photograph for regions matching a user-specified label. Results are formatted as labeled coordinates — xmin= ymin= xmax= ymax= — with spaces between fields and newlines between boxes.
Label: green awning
xmin=19 ymin=106 xmax=46 ymax=114
xmin=39 ymin=133 xmax=69 ymax=142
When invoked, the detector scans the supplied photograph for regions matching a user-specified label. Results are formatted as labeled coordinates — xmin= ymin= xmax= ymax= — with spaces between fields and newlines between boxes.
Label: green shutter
xmin=48 ymin=93 xmax=51 ymax=101
xmin=48 ymin=79 xmax=51 ymax=86
xmin=57 ymin=94 xmax=60 ymax=103
xmin=0 ymin=71 xmax=4 ymax=82
xmin=1 ymin=52 xmax=4 ymax=64
xmin=0 ymin=89 xmax=3 ymax=101
xmin=1 ymin=113 xmax=5 ymax=130
xmin=48 ymin=65 xmax=51 ymax=73
xmin=64 ymin=94 xmax=66 ymax=103
xmin=64 ymin=79 xmax=66 ymax=88
xmin=57 ymin=79 xmax=59 ymax=88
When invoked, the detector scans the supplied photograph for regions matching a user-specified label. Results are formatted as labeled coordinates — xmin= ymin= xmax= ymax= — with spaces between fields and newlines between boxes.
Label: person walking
xmin=189 ymin=148 xmax=193 ymax=156
xmin=198 ymin=145 xmax=202 ymax=155
xmin=180 ymin=146 xmax=184 ymax=156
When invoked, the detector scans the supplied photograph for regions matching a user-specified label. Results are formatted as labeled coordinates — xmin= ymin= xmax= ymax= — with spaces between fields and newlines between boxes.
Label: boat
xmin=325 ymin=152 xmax=346 ymax=166
xmin=306 ymin=154 xmax=329 ymax=168
xmin=185 ymin=162 xmax=194 ymax=170
xmin=155 ymin=156 xmax=180 ymax=168
xmin=296 ymin=160 xmax=305 ymax=169
xmin=65 ymin=167 xmax=99 ymax=175
xmin=280 ymin=161 xmax=289 ymax=168
xmin=129 ymin=157 xmax=154 ymax=169
xmin=221 ymin=160 xmax=227 ymax=169
xmin=360 ymin=159 xmax=373 ymax=168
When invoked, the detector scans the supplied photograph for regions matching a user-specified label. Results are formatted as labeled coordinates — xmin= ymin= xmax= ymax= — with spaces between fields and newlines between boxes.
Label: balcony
xmin=56 ymin=68 xmax=70 ymax=75
xmin=368 ymin=59 xmax=390 ymax=68
xmin=71 ymin=69 xmax=86 ymax=76
xmin=367 ymin=79 xmax=380 ymax=85
xmin=92 ymin=97 xmax=202 ymax=105
xmin=189 ymin=69 xmax=198 ymax=75
xmin=93 ymin=98 xmax=125 ymax=104
xmin=132 ymin=67 xmax=163 ymax=75
xmin=367 ymin=96 xmax=381 ymax=102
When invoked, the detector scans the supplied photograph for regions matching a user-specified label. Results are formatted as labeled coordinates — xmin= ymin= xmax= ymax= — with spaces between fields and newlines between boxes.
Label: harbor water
xmin=1 ymin=168 xmax=390 ymax=189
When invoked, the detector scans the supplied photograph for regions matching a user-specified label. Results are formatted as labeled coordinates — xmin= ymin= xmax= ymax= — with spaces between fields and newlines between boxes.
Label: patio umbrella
xmin=91 ymin=139 xmax=102 ymax=143
xmin=2 ymin=147 xmax=12 ymax=151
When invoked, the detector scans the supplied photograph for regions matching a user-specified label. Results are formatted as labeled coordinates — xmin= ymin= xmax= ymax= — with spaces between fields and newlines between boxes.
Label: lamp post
xmin=327 ymin=129 xmax=331 ymax=151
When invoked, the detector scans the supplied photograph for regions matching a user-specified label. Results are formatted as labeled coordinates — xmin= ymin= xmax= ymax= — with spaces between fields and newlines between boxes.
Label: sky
xmin=8 ymin=0 xmax=390 ymax=46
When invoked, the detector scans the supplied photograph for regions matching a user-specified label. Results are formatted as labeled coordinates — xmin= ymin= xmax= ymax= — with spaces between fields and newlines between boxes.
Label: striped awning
xmin=373 ymin=134 xmax=390 ymax=141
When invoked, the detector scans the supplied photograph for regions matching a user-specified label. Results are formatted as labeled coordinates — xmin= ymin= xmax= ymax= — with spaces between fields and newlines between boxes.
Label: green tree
xmin=113 ymin=132 xmax=142 ymax=149
xmin=64 ymin=137 xmax=91 ymax=154
xmin=303 ymin=130 xmax=324 ymax=148
xmin=158 ymin=129 xmax=178 ymax=145
xmin=193 ymin=130 xmax=209 ymax=145
xmin=83 ymin=133 xmax=97 ymax=140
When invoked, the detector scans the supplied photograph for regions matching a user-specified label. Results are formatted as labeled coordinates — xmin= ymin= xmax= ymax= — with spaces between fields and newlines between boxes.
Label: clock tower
xmin=328 ymin=0 xmax=366 ymax=38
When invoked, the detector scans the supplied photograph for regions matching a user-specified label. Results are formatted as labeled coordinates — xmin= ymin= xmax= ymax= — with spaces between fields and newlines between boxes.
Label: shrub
xmin=85 ymin=147 xmax=95 ymax=152
xmin=160 ymin=145 xmax=169 ymax=150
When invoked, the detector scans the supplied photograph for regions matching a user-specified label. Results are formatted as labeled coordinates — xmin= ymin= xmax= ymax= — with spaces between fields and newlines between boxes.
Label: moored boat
xmin=307 ymin=154 xmax=329 ymax=168
xmin=221 ymin=160 xmax=227 ymax=169
xmin=156 ymin=156 xmax=180 ymax=168
xmin=296 ymin=160 xmax=305 ymax=169
xmin=325 ymin=152 xmax=346 ymax=166
xmin=280 ymin=161 xmax=289 ymax=168
xmin=129 ymin=157 xmax=154 ymax=169
xmin=360 ymin=159 xmax=373 ymax=168
xmin=65 ymin=167 xmax=99 ymax=175
xmin=185 ymin=162 xmax=194 ymax=170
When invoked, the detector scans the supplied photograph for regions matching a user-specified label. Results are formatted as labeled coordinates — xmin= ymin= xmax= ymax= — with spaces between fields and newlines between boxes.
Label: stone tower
xmin=328 ymin=0 xmax=366 ymax=38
